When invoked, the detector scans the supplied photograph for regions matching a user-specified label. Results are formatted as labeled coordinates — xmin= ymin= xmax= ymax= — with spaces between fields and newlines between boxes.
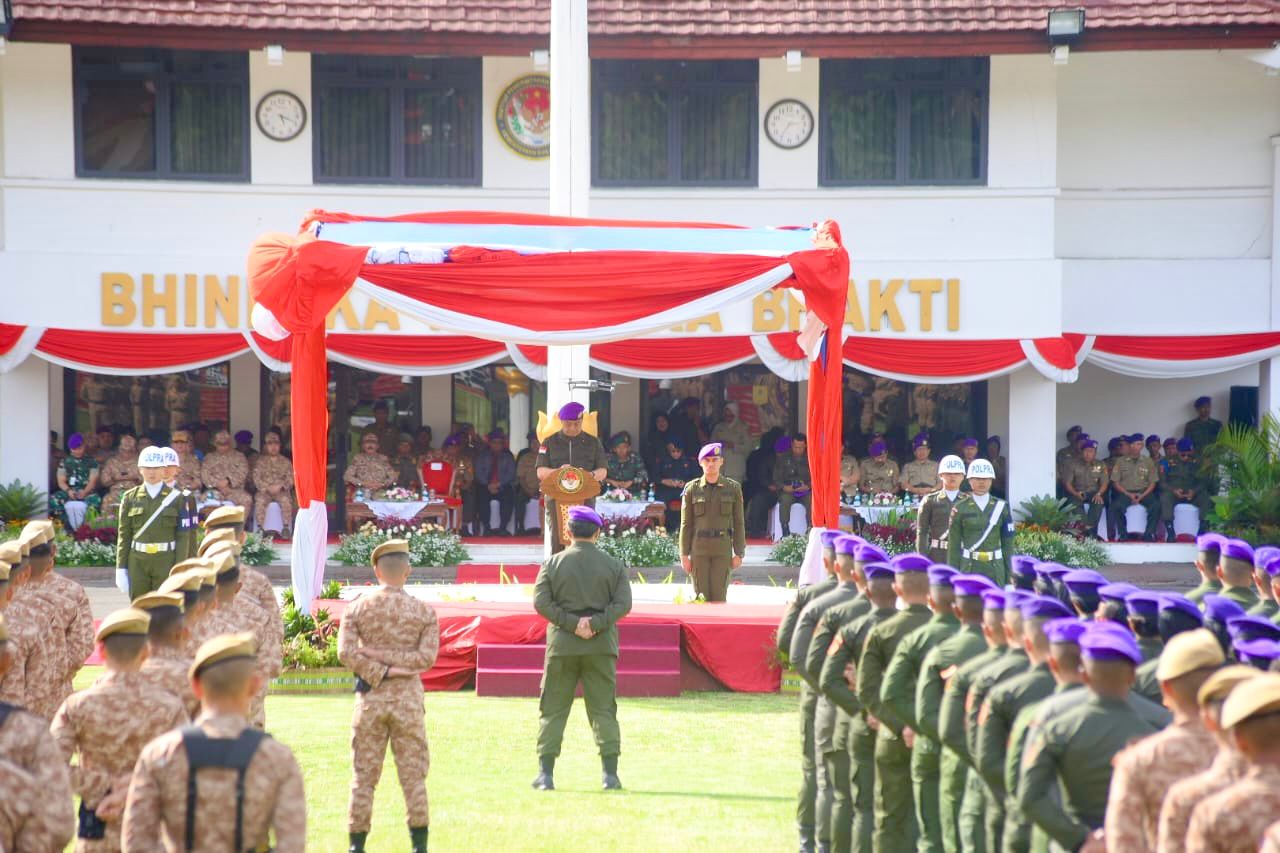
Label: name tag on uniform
xmin=429 ymin=462 xmax=443 ymax=471
xmin=128 ymin=506 xmax=143 ymax=516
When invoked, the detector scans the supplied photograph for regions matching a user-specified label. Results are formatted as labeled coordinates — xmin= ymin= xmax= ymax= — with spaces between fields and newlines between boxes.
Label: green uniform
xmin=1159 ymin=455 xmax=1211 ymax=531
xmin=536 ymin=431 xmax=608 ymax=553
xmin=532 ymin=540 xmax=633 ymax=760
xmin=962 ymin=648 xmax=1030 ymax=853
xmin=1183 ymin=416 xmax=1222 ymax=452
xmin=678 ymin=475 xmax=746 ymax=603
xmin=1218 ymin=583 xmax=1260 ymax=610
xmin=946 ymin=494 xmax=1014 ymax=585
xmin=1017 ymin=695 xmax=1159 ymax=851
xmin=879 ymin=611 xmax=961 ymax=853
xmin=916 ymin=623 xmax=988 ymax=853
xmin=790 ymin=581 xmax=861 ymax=849
xmin=115 ymin=482 xmax=192 ymax=598
xmin=1248 ymin=598 xmax=1279 ymax=619
xmin=916 ymin=489 xmax=962 ymax=564
xmin=1131 ymin=637 xmax=1165 ymax=705
xmin=820 ymin=606 xmax=897 ymax=853
xmin=1186 ymin=576 xmax=1222 ymax=605
xmin=1109 ymin=456 xmax=1160 ymax=539
xmin=856 ymin=602 xmax=933 ymax=853
xmin=774 ymin=451 xmax=812 ymax=535
xmin=975 ymin=662 xmax=1054 ymax=853
xmin=605 ymin=452 xmax=648 ymax=490
xmin=1062 ymin=457 xmax=1109 ymax=533
xmin=938 ymin=645 xmax=1008 ymax=853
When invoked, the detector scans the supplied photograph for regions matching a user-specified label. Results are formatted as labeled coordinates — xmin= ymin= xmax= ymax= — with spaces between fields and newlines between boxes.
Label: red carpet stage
xmin=312 ymin=598 xmax=786 ymax=693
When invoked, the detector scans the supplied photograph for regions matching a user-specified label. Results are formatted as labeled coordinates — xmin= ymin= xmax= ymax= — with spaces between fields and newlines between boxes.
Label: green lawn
xmin=74 ymin=669 xmax=798 ymax=851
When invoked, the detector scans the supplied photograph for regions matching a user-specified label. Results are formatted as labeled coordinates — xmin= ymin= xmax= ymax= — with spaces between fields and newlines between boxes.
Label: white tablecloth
xmin=362 ymin=500 xmax=443 ymax=521
xmin=597 ymin=501 xmax=657 ymax=519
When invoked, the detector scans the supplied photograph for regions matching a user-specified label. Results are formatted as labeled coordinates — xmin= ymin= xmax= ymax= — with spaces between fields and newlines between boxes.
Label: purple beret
xmin=1076 ymin=433 xmax=1090 ymax=442
xmin=1080 ymin=625 xmax=1143 ymax=666
xmin=774 ymin=435 xmax=792 ymax=453
xmin=1221 ymin=538 xmax=1255 ymax=564
xmin=1197 ymin=532 xmax=1226 ymax=553
xmin=1265 ymin=556 xmax=1280 ymax=578
xmin=566 ymin=505 xmax=603 ymax=527
xmin=1159 ymin=593 xmax=1203 ymax=624
xmin=698 ymin=442 xmax=723 ymax=461
xmin=869 ymin=440 xmax=887 ymax=456
xmin=558 ymin=402 xmax=585 ymax=421
xmin=982 ymin=589 xmax=1008 ymax=610
xmin=1227 ymin=614 xmax=1280 ymax=642
xmin=1195 ymin=396 xmax=1211 ymax=407
xmin=1005 ymin=590 xmax=1035 ymax=611
xmin=1045 ymin=618 xmax=1088 ymax=645
xmin=1063 ymin=569 xmax=1108 ymax=592
xmin=952 ymin=574 xmax=998 ymax=597
xmin=1080 ymin=440 xmax=1098 ymax=450
xmin=819 ymin=530 xmax=844 ymax=550
xmin=487 ymin=429 xmax=506 ymax=440
xmin=864 ymin=563 xmax=895 ymax=582
xmin=1108 ymin=437 xmax=1124 ymax=450
xmin=855 ymin=543 xmax=890 ymax=564
xmin=67 ymin=432 xmax=84 ymax=450
xmin=1011 ymin=555 xmax=1039 ymax=579
xmin=234 ymin=430 xmax=252 ymax=444
xmin=913 ymin=434 xmax=929 ymax=449
xmin=1021 ymin=595 xmax=1074 ymax=621
xmin=834 ymin=534 xmax=863 ymax=556
xmin=962 ymin=438 xmax=979 ymax=448
xmin=1202 ymin=594 xmax=1246 ymax=624
xmin=890 ymin=553 xmax=932 ymax=573
xmin=1146 ymin=434 xmax=1160 ymax=444
xmin=1252 ymin=545 xmax=1280 ymax=568
xmin=1234 ymin=637 xmax=1280 ymax=668
xmin=442 ymin=435 xmax=461 ymax=448
xmin=1163 ymin=437 xmax=1178 ymax=447
xmin=1098 ymin=583 xmax=1140 ymax=603
xmin=1039 ymin=562 xmax=1072 ymax=580
xmin=1176 ymin=438 xmax=1194 ymax=453
xmin=927 ymin=565 xmax=958 ymax=586
xmin=1125 ymin=591 xmax=1161 ymax=619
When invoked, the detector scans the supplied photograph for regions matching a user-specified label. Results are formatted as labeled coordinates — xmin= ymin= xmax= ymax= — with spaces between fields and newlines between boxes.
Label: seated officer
xmin=775 ymin=433 xmax=812 ymax=536
xmin=1109 ymin=436 xmax=1160 ymax=541
xmin=1063 ymin=439 xmax=1109 ymax=539
xmin=859 ymin=439 xmax=900 ymax=496
xmin=656 ymin=439 xmax=699 ymax=532
xmin=1161 ymin=437 xmax=1211 ymax=539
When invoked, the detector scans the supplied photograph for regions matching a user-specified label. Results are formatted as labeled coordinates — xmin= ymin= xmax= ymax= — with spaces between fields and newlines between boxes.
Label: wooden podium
xmin=540 ymin=466 xmax=602 ymax=546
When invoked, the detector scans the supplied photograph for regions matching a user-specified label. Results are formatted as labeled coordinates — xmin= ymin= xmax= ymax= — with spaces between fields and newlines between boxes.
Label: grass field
xmin=73 ymin=668 xmax=797 ymax=851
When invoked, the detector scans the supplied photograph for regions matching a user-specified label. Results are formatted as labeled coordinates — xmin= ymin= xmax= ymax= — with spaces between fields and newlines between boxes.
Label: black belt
xmin=696 ymin=530 xmax=728 ymax=538
xmin=570 ymin=609 xmax=602 ymax=619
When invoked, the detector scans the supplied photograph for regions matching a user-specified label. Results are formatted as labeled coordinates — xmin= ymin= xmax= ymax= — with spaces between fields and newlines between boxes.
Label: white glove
xmin=114 ymin=569 xmax=130 ymax=597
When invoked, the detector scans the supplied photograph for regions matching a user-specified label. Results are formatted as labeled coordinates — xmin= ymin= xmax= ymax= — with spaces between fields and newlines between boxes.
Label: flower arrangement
xmin=597 ymin=524 xmax=678 ymax=567
xmin=376 ymin=486 xmax=420 ymax=502
xmin=1013 ymin=529 xmax=1109 ymax=569
xmin=600 ymin=487 xmax=634 ymax=503
xmin=238 ymin=531 xmax=277 ymax=567
xmin=332 ymin=520 xmax=469 ymax=567
xmin=768 ymin=534 xmax=808 ymax=567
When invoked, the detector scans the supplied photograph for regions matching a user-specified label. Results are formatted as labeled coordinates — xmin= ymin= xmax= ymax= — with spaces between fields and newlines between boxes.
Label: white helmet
xmin=938 ymin=455 xmax=966 ymax=475
xmin=967 ymin=458 xmax=996 ymax=479
xmin=138 ymin=446 xmax=168 ymax=468
xmin=160 ymin=447 xmax=180 ymax=467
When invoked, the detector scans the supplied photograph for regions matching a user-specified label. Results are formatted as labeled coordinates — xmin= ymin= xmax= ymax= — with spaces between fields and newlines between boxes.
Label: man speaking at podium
xmin=536 ymin=402 xmax=608 ymax=553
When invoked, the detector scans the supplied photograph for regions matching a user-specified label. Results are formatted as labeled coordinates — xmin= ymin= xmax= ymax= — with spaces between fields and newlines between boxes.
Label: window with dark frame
xmin=820 ymin=57 xmax=989 ymax=187
xmin=312 ymin=55 xmax=481 ymax=185
xmin=593 ymin=60 xmax=758 ymax=187
xmin=74 ymin=48 xmax=248 ymax=181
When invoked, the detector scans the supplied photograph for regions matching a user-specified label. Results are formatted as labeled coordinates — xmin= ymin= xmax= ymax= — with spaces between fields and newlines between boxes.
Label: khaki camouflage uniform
xmin=7 ymin=587 xmax=67 ymax=718
xmin=100 ymin=453 xmax=141 ymax=516
xmin=0 ymin=613 xmax=45 ymax=711
xmin=175 ymin=452 xmax=202 ymax=492
xmin=337 ymin=586 xmax=441 ymax=834
xmin=190 ymin=597 xmax=281 ymax=729
xmin=30 ymin=571 xmax=95 ymax=711
xmin=200 ymin=450 xmax=254 ymax=517
xmin=1184 ymin=765 xmax=1280 ymax=853
xmin=0 ymin=757 xmax=41 ymax=851
xmin=139 ymin=644 xmax=201 ymax=720
xmin=0 ymin=703 xmax=75 ymax=849
xmin=343 ymin=452 xmax=396 ymax=493
xmin=251 ymin=453 xmax=295 ymax=534
xmin=860 ymin=457 xmax=901 ymax=494
xmin=1157 ymin=748 xmax=1249 ymax=853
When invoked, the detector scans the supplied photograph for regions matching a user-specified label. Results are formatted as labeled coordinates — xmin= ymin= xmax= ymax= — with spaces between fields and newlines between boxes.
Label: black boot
xmin=348 ymin=832 xmax=368 ymax=853
xmin=532 ymin=754 xmax=555 ymax=790
xmin=602 ymin=753 xmax=622 ymax=790
xmin=410 ymin=825 xmax=429 ymax=853
xmin=1165 ymin=522 xmax=1176 ymax=542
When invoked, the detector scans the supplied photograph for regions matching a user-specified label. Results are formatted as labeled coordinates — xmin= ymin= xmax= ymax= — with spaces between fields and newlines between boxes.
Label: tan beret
xmin=19 ymin=521 xmax=53 ymax=547
xmin=0 ymin=561 xmax=9 ymax=583
xmin=1221 ymin=673 xmax=1280 ymax=729
xmin=205 ymin=548 xmax=237 ymax=577
xmin=0 ymin=542 xmax=23 ymax=564
xmin=95 ymin=608 xmax=150 ymax=642
xmin=1156 ymin=628 xmax=1225 ymax=682
xmin=370 ymin=539 xmax=410 ymax=567
xmin=197 ymin=568 xmax=217 ymax=588
xmin=1198 ymin=665 xmax=1259 ymax=706
xmin=132 ymin=591 xmax=185 ymax=612
xmin=197 ymin=528 xmax=239 ymax=556
xmin=204 ymin=506 xmax=246 ymax=528
xmin=158 ymin=571 xmax=204 ymax=595
xmin=170 ymin=558 xmax=212 ymax=577
xmin=190 ymin=631 xmax=257 ymax=680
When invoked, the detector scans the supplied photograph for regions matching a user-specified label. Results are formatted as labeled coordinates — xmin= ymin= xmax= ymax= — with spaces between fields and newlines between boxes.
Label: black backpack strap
xmin=0 ymin=701 xmax=17 ymax=730
xmin=181 ymin=726 xmax=270 ymax=852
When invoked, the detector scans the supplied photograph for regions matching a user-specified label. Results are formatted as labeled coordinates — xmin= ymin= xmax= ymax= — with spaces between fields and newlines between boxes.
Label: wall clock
xmin=255 ymin=90 xmax=307 ymax=142
xmin=764 ymin=99 xmax=814 ymax=150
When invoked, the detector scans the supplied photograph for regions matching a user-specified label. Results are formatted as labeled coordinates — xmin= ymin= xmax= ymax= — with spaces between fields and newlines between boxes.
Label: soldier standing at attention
xmin=859 ymin=439 xmax=901 ymax=498
xmin=532 ymin=507 xmax=632 ymax=792
xmin=1250 ymin=547 xmax=1280 ymax=619
xmin=901 ymin=434 xmax=940 ymax=500
xmin=135 ymin=591 xmax=200 ymax=719
xmin=50 ymin=608 xmax=189 ymax=851
xmin=946 ymin=459 xmax=1013 ymax=585
xmin=774 ymin=433 xmax=813 ymax=537
xmin=1215 ymin=538 xmax=1262 ymax=610
xmin=1110 ymin=436 xmax=1161 ymax=541
xmin=916 ymin=455 xmax=966 ymax=562
xmin=200 ymin=510 xmax=284 ymax=668
xmin=159 ymin=447 xmax=198 ymax=559
xmin=338 ymin=539 xmax=440 ymax=853
xmin=1063 ymin=440 xmax=1109 ymax=539
xmin=123 ymin=633 xmax=306 ymax=852
xmin=1183 ymin=395 xmax=1223 ymax=453
xmin=536 ymin=402 xmax=608 ymax=554
xmin=115 ymin=446 xmax=191 ymax=599
xmin=21 ymin=520 xmax=95 ymax=713
xmin=678 ymin=443 xmax=746 ymax=603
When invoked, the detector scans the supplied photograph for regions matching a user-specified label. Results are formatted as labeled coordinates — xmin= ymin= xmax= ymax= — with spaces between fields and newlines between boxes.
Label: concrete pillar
xmin=1007 ymin=366 xmax=1057 ymax=506
xmin=0 ymin=358 xmax=50 ymax=513
xmin=228 ymin=353 xmax=261 ymax=439
xmin=496 ymin=367 xmax=532 ymax=453
xmin=1262 ymin=357 xmax=1280 ymax=423
xmin=420 ymin=375 xmax=453 ymax=445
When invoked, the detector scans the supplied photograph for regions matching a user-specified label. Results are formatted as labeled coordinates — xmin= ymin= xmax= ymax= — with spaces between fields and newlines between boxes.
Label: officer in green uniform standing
xmin=1182 ymin=395 xmax=1223 ymax=453
xmin=531 ymin=505 xmax=632 ymax=791
xmin=916 ymin=456 xmax=966 ymax=562
xmin=856 ymin=553 xmax=935 ymax=853
xmin=678 ymin=443 xmax=745 ymax=602
xmin=115 ymin=446 xmax=192 ymax=599
xmin=946 ymin=459 xmax=1013 ymax=585
xmin=536 ymin=402 xmax=608 ymax=555
xmin=1063 ymin=440 xmax=1109 ymax=539
xmin=1160 ymin=437 xmax=1211 ymax=539
xmin=774 ymin=433 xmax=812 ymax=537
xmin=877 ymin=565 xmax=961 ymax=853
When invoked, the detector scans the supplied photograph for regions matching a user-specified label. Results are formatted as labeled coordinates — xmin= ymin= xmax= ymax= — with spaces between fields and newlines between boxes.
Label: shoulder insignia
xmin=827 ymin=633 xmax=844 ymax=656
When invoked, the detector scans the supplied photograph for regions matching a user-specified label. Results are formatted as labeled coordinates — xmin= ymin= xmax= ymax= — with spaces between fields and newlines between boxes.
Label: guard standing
xmin=114 ymin=446 xmax=191 ymax=599
xmin=1063 ymin=439 xmax=1109 ymax=538
xmin=678 ymin=443 xmax=746 ymax=603
xmin=915 ymin=455 xmax=966 ymax=562
xmin=536 ymin=402 xmax=608 ymax=554
xmin=160 ymin=446 xmax=199 ymax=559
xmin=1183 ymin=395 xmax=1223 ymax=453
xmin=532 ymin=506 xmax=633 ymax=791
xmin=945 ymin=459 xmax=1014 ymax=585
xmin=338 ymin=539 xmax=440 ymax=853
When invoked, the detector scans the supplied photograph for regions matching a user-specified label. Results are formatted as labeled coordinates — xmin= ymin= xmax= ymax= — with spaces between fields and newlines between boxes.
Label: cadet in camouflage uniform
xmin=1110 ymin=435 xmax=1160 ymax=540
xmin=946 ymin=459 xmax=1013 ymax=585
xmin=678 ymin=443 xmax=746 ymax=602
xmin=339 ymin=540 xmax=440 ymax=853
xmin=774 ymin=433 xmax=812 ymax=537
xmin=877 ymin=565 xmax=960 ymax=853
xmin=901 ymin=434 xmax=940 ymax=499
xmin=20 ymin=521 xmax=95 ymax=715
xmin=916 ymin=455 xmax=966 ymax=563
xmin=1161 ymin=437 xmax=1211 ymax=538
xmin=859 ymin=439 xmax=901 ymax=496
xmin=1062 ymin=439 xmax=1109 ymax=538
xmin=856 ymin=553 xmax=935 ymax=853
xmin=536 ymin=402 xmax=608 ymax=553
xmin=135 ymin=591 xmax=200 ymax=719
xmin=603 ymin=432 xmax=649 ymax=494
xmin=115 ymin=447 xmax=192 ymax=599
xmin=1182 ymin=395 xmax=1223 ymax=453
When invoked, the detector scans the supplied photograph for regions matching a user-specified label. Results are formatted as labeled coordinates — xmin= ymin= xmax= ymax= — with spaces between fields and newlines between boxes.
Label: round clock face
xmin=255 ymin=90 xmax=307 ymax=142
xmin=764 ymin=99 xmax=814 ymax=150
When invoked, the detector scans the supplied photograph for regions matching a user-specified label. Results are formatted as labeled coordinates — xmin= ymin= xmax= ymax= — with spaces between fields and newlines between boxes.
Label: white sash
xmin=966 ymin=499 xmax=1006 ymax=553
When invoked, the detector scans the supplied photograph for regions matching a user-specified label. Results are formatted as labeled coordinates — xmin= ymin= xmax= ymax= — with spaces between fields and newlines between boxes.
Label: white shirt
xmin=144 ymin=481 xmax=164 ymax=499
xmin=972 ymin=493 xmax=990 ymax=511
xmin=944 ymin=489 xmax=960 ymax=501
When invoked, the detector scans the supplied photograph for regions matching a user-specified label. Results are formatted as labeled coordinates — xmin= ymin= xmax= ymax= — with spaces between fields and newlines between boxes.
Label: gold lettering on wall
xmin=683 ymin=313 xmax=723 ymax=333
xmin=907 ymin=279 xmax=943 ymax=332
xmin=868 ymin=279 xmax=906 ymax=332
xmin=947 ymin=279 xmax=961 ymax=331
xmin=141 ymin=274 xmax=177 ymax=328
xmin=101 ymin=274 xmax=136 ymax=326
xmin=183 ymin=274 xmax=199 ymax=327
xmin=362 ymin=300 xmax=401 ymax=331
xmin=205 ymin=275 xmax=239 ymax=328
xmin=327 ymin=296 xmax=361 ymax=331
xmin=752 ymin=289 xmax=788 ymax=333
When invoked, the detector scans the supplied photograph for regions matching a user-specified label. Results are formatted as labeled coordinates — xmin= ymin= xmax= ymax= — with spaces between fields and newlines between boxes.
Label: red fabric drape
xmin=36 ymin=330 xmax=246 ymax=368
xmin=768 ymin=332 xmax=806 ymax=360
xmin=1030 ymin=337 xmax=1079 ymax=370
xmin=1093 ymin=332 xmax=1280 ymax=359
xmin=592 ymin=337 xmax=755 ymax=371
xmin=250 ymin=332 xmax=293 ymax=363
xmin=843 ymin=337 xmax=1026 ymax=377
xmin=327 ymin=334 xmax=505 ymax=366
xmin=307 ymin=209 xmax=751 ymax=230
xmin=517 ymin=344 xmax=547 ymax=366
xmin=0 ymin=324 xmax=27 ymax=355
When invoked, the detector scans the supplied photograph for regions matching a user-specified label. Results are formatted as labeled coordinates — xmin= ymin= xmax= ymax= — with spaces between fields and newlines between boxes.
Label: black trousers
xmin=474 ymin=483 xmax=514 ymax=531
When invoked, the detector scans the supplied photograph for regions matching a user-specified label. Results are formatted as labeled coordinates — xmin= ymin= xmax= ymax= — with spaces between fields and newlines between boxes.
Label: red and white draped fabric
xmin=1080 ymin=333 xmax=1280 ymax=378
xmin=592 ymin=337 xmax=758 ymax=379
xmin=247 ymin=210 xmax=850 ymax=611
